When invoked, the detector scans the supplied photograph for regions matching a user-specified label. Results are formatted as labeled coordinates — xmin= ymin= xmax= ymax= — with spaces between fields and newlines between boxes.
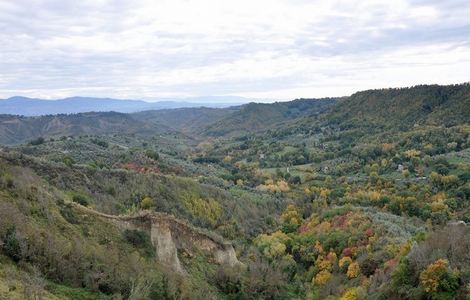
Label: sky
xmin=0 ymin=0 xmax=469 ymax=101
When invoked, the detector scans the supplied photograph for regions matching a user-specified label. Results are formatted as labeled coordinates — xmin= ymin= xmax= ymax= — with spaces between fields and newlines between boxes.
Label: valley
xmin=0 ymin=83 xmax=469 ymax=299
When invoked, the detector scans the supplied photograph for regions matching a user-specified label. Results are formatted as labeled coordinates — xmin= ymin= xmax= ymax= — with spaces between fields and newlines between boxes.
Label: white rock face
xmin=151 ymin=221 xmax=184 ymax=273
xmin=79 ymin=206 xmax=242 ymax=273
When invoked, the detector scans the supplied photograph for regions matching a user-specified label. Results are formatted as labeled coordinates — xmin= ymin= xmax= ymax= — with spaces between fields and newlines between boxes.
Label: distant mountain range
xmin=0 ymin=83 xmax=468 ymax=145
xmin=0 ymin=96 xmax=251 ymax=116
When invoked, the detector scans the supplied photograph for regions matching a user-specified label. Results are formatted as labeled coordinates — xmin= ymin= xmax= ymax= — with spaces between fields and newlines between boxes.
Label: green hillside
xmin=326 ymin=84 xmax=470 ymax=130
xmin=132 ymin=107 xmax=237 ymax=135
xmin=0 ymin=112 xmax=172 ymax=145
xmin=0 ymin=83 xmax=469 ymax=299
xmin=202 ymin=98 xmax=337 ymax=137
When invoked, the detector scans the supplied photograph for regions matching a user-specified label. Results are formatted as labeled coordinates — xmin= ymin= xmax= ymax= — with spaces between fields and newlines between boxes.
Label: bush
xmin=2 ymin=226 xmax=22 ymax=262
xmin=2 ymin=174 xmax=14 ymax=188
xmin=288 ymin=175 xmax=302 ymax=185
xmin=91 ymin=139 xmax=109 ymax=148
xmin=360 ymin=257 xmax=379 ymax=276
xmin=434 ymin=164 xmax=450 ymax=175
xmin=29 ymin=137 xmax=45 ymax=145
xmin=140 ymin=197 xmax=154 ymax=210
xmin=71 ymin=193 xmax=90 ymax=206
xmin=59 ymin=204 xmax=79 ymax=224
xmin=145 ymin=150 xmax=159 ymax=161
xmin=63 ymin=156 xmax=75 ymax=167
xmin=123 ymin=229 xmax=154 ymax=257
xmin=214 ymin=266 xmax=242 ymax=295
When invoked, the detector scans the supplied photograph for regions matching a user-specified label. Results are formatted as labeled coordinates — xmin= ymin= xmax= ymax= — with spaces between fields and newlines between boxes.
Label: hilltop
xmin=325 ymin=83 xmax=470 ymax=129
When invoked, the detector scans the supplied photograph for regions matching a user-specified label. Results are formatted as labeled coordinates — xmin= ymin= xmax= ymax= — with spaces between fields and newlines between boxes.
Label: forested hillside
xmin=0 ymin=84 xmax=469 ymax=299
xmin=132 ymin=107 xmax=237 ymax=134
xmin=326 ymin=84 xmax=470 ymax=129
xmin=201 ymin=98 xmax=337 ymax=137
xmin=0 ymin=112 xmax=173 ymax=145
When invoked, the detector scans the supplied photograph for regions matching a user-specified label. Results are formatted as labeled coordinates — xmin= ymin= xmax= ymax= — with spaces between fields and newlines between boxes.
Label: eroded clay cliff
xmin=73 ymin=204 xmax=241 ymax=273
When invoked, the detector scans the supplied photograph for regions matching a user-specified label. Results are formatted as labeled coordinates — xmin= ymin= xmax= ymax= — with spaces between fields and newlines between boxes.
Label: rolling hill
xmin=0 ymin=84 xmax=468 ymax=145
xmin=0 ymin=112 xmax=169 ymax=144
xmin=325 ymin=83 xmax=470 ymax=129
xmin=132 ymin=107 xmax=238 ymax=134
xmin=0 ymin=98 xmax=338 ymax=144
xmin=201 ymin=98 xmax=338 ymax=137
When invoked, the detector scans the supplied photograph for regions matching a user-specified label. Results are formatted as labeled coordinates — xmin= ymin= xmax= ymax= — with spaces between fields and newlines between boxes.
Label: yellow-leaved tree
xmin=183 ymin=193 xmax=222 ymax=226
xmin=347 ymin=262 xmax=361 ymax=278
xmin=281 ymin=204 xmax=302 ymax=225
xmin=254 ymin=230 xmax=291 ymax=260
xmin=339 ymin=256 xmax=353 ymax=271
xmin=313 ymin=270 xmax=332 ymax=285
xmin=419 ymin=259 xmax=458 ymax=295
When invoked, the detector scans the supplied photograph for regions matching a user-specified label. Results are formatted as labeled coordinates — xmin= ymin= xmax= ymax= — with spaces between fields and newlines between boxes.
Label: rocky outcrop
xmin=73 ymin=205 xmax=241 ymax=273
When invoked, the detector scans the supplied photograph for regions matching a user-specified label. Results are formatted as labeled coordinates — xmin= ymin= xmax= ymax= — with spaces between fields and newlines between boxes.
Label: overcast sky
xmin=0 ymin=0 xmax=469 ymax=101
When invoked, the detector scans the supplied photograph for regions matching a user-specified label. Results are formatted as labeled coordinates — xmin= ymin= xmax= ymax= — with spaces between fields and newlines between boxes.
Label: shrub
xmin=145 ymin=149 xmax=159 ymax=161
xmin=2 ymin=174 xmax=14 ymax=188
xmin=214 ymin=266 xmax=243 ymax=295
xmin=71 ymin=193 xmax=90 ymax=206
xmin=140 ymin=196 xmax=154 ymax=210
xmin=288 ymin=175 xmax=302 ymax=185
xmin=123 ymin=229 xmax=154 ymax=257
xmin=63 ymin=156 xmax=75 ymax=167
xmin=91 ymin=139 xmax=109 ymax=148
xmin=2 ymin=226 xmax=22 ymax=262
xmin=59 ymin=204 xmax=79 ymax=224
xmin=29 ymin=137 xmax=45 ymax=145
xmin=360 ymin=257 xmax=379 ymax=276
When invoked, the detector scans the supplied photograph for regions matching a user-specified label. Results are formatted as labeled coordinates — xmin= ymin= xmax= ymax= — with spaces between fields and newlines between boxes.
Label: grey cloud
xmin=0 ymin=0 xmax=469 ymax=99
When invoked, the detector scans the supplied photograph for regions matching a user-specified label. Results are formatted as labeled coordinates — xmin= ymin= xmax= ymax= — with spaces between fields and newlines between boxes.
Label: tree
xmin=313 ymin=270 xmax=332 ymax=285
xmin=347 ymin=262 xmax=361 ymax=279
xmin=281 ymin=204 xmax=302 ymax=225
xmin=339 ymin=256 xmax=352 ymax=272
xmin=419 ymin=259 xmax=458 ymax=297
xmin=441 ymin=175 xmax=459 ymax=189
xmin=254 ymin=231 xmax=290 ymax=260
xmin=340 ymin=288 xmax=358 ymax=300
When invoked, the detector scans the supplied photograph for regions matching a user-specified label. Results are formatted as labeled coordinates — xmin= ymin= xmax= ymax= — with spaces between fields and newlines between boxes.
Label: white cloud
xmin=0 ymin=0 xmax=468 ymax=100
